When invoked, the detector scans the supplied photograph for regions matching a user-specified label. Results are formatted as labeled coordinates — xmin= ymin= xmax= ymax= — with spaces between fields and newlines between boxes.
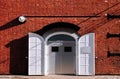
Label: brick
xmin=0 ymin=0 xmax=120 ymax=74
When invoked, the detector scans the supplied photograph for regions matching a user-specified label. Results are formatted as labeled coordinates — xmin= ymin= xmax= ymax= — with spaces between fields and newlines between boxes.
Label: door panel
xmin=48 ymin=41 xmax=62 ymax=74
xmin=48 ymin=41 xmax=75 ymax=74
xmin=61 ymin=42 xmax=75 ymax=74
xmin=77 ymin=33 xmax=95 ymax=75
xmin=28 ymin=33 xmax=44 ymax=75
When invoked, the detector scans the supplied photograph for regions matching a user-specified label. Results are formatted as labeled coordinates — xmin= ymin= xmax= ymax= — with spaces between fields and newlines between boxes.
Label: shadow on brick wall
xmin=4 ymin=22 xmax=80 ymax=75
xmin=35 ymin=22 xmax=80 ymax=35
xmin=0 ymin=17 xmax=24 ymax=31
xmin=6 ymin=36 xmax=28 ymax=75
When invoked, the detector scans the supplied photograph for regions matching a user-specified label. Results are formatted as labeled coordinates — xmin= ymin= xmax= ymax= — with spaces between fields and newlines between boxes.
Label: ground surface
xmin=0 ymin=75 xmax=120 ymax=79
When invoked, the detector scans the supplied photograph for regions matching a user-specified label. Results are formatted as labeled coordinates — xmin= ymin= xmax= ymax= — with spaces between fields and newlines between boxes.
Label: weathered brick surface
xmin=0 ymin=0 xmax=120 ymax=74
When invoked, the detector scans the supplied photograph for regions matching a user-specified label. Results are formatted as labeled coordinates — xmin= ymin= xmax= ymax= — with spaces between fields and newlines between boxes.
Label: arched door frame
xmin=44 ymin=32 xmax=79 ymax=75
xmin=28 ymin=32 xmax=95 ymax=76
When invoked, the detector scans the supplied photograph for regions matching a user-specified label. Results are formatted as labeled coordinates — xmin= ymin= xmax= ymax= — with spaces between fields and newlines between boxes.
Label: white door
xmin=77 ymin=33 xmax=95 ymax=75
xmin=48 ymin=34 xmax=76 ymax=74
xmin=48 ymin=41 xmax=61 ymax=74
xmin=61 ymin=41 xmax=75 ymax=74
xmin=48 ymin=41 xmax=75 ymax=74
xmin=28 ymin=33 xmax=44 ymax=75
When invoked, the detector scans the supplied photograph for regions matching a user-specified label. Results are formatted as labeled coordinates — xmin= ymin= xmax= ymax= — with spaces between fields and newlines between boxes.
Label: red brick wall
xmin=0 ymin=0 xmax=120 ymax=74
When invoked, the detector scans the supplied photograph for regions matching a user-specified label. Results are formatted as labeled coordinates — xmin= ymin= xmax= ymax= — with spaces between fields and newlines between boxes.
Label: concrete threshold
xmin=0 ymin=75 xmax=120 ymax=79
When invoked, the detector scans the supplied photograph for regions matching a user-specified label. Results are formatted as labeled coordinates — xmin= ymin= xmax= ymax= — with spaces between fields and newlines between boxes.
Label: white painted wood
xmin=28 ymin=33 xmax=44 ymax=75
xmin=81 ymin=47 xmax=91 ymax=54
xmin=44 ymin=31 xmax=79 ymax=75
xmin=78 ymin=33 xmax=95 ymax=75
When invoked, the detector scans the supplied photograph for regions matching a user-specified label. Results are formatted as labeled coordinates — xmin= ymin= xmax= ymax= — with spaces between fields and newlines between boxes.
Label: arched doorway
xmin=47 ymin=34 xmax=76 ymax=74
xmin=43 ymin=27 xmax=80 ymax=75
xmin=28 ymin=22 xmax=95 ymax=76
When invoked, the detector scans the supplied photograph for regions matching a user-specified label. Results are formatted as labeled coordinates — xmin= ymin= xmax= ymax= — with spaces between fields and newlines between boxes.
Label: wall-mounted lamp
xmin=18 ymin=16 xmax=26 ymax=23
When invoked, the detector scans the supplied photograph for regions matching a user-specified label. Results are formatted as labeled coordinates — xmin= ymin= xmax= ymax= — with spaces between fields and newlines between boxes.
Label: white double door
xmin=48 ymin=41 xmax=75 ymax=75
xmin=29 ymin=33 xmax=95 ymax=75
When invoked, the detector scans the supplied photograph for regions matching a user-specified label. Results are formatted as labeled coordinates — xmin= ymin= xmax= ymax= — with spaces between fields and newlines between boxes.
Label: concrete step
xmin=0 ymin=75 xmax=120 ymax=79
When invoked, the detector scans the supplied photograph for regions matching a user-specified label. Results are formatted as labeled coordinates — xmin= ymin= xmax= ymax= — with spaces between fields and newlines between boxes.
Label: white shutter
xmin=28 ymin=33 xmax=44 ymax=75
xmin=77 ymin=33 xmax=95 ymax=75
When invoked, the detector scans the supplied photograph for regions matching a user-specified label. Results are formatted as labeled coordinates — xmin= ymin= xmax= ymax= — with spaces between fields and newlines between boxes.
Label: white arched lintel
xmin=45 ymin=32 xmax=79 ymax=43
